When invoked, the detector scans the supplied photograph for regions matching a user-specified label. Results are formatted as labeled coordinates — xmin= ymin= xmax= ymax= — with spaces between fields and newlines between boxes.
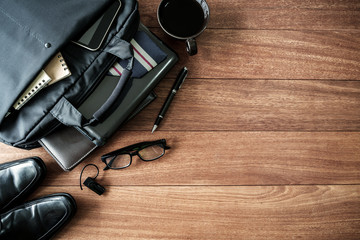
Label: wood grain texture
xmin=28 ymin=185 xmax=360 ymax=240
xmin=0 ymin=0 xmax=359 ymax=239
xmin=124 ymin=79 xmax=360 ymax=131
xmin=0 ymin=131 xmax=358 ymax=186
xmin=139 ymin=0 xmax=360 ymax=30
xmin=151 ymin=29 xmax=360 ymax=80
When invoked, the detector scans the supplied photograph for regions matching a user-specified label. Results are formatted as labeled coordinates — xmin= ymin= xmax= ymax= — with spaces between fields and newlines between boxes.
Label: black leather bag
xmin=0 ymin=0 xmax=140 ymax=149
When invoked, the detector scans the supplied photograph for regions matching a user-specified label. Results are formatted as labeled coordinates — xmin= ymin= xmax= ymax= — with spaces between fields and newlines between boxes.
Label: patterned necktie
xmin=108 ymin=31 xmax=167 ymax=78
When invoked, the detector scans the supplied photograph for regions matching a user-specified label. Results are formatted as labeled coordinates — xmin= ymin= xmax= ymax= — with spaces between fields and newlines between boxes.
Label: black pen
xmin=151 ymin=67 xmax=188 ymax=133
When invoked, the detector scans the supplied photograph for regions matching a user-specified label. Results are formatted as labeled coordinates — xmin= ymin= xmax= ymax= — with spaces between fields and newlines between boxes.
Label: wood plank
xmin=140 ymin=0 xmax=360 ymax=12
xmin=150 ymin=29 xmax=360 ymax=80
xmin=0 ymin=1 xmax=358 ymax=240
xmin=1 ymin=132 xmax=358 ymax=186
xmin=27 ymin=185 xmax=360 ymax=240
xmin=139 ymin=0 xmax=360 ymax=30
xmin=124 ymin=79 xmax=360 ymax=131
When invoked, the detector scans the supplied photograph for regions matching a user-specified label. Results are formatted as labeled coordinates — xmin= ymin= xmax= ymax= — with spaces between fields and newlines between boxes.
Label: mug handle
xmin=186 ymin=38 xmax=197 ymax=56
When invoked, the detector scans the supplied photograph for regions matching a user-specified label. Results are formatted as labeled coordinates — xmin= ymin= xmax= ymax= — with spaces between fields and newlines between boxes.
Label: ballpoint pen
xmin=151 ymin=67 xmax=188 ymax=133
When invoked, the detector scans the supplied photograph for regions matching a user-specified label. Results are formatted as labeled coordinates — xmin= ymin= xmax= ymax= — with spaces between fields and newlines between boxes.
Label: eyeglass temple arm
xmin=102 ymin=139 xmax=168 ymax=157
xmin=102 ymin=141 xmax=151 ymax=158
xmin=101 ymin=139 xmax=169 ymax=166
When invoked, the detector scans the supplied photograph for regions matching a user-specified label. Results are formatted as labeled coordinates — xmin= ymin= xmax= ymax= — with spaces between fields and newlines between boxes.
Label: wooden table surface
xmin=1 ymin=0 xmax=360 ymax=239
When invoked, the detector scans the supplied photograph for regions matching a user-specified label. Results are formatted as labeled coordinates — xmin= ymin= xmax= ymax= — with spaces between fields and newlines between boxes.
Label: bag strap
xmin=90 ymin=58 xmax=133 ymax=123
xmin=51 ymin=38 xmax=135 ymax=128
xmin=89 ymin=38 xmax=134 ymax=124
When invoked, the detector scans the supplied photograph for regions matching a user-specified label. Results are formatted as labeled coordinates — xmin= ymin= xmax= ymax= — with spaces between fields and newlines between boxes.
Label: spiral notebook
xmin=10 ymin=53 xmax=71 ymax=113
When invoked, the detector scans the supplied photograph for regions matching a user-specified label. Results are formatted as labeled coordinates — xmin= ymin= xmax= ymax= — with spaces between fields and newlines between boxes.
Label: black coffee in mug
xmin=158 ymin=0 xmax=209 ymax=55
xmin=159 ymin=0 xmax=205 ymax=38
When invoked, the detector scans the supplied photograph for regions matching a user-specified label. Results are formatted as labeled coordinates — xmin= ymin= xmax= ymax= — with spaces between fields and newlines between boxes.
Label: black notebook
xmin=39 ymin=23 xmax=178 ymax=171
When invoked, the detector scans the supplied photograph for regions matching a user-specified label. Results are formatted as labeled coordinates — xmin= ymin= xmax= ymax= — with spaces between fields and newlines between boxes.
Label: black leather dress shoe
xmin=0 ymin=193 xmax=77 ymax=240
xmin=0 ymin=157 xmax=46 ymax=212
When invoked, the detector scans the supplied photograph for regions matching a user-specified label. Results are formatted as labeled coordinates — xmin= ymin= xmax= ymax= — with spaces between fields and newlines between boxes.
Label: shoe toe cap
xmin=0 ymin=193 xmax=76 ymax=240
xmin=0 ymin=157 xmax=46 ymax=212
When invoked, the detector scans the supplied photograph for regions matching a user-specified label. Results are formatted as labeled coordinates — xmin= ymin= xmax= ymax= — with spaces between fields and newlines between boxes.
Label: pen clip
xmin=178 ymin=71 xmax=188 ymax=90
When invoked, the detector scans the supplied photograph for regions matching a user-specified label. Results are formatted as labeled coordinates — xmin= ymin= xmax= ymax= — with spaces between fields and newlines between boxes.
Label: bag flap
xmin=0 ymin=0 xmax=112 ymax=125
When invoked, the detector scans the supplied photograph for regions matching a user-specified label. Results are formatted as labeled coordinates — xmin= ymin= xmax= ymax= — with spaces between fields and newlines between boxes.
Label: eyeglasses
xmin=101 ymin=139 xmax=170 ymax=170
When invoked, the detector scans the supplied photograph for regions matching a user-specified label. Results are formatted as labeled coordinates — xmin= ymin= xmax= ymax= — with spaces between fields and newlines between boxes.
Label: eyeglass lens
xmin=105 ymin=154 xmax=131 ymax=169
xmin=138 ymin=144 xmax=165 ymax=160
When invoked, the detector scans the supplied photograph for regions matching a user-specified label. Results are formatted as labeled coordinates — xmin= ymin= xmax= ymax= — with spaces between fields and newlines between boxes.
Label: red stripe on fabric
xmin=132 ymin=45 xmax=154 ymax=69
xmin=113 ymin=66 xmax=122 ymax=76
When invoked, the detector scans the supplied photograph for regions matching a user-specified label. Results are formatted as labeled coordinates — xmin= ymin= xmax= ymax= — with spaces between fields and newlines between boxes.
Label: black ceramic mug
xmin=157 ymin=0 xmax=210 ymax=55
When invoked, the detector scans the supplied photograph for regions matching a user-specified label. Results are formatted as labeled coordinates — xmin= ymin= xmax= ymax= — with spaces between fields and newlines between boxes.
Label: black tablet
xmin=73 ymin=0 xmax=121 ymax=51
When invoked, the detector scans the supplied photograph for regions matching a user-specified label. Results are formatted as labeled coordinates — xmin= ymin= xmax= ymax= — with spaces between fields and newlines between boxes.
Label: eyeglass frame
xmin=101 ymin=139 xmax=170 ymax=170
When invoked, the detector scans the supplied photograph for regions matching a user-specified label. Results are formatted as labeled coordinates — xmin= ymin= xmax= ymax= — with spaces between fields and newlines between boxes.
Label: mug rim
xmin=157 ymin=0 xmax=210 ymax=40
